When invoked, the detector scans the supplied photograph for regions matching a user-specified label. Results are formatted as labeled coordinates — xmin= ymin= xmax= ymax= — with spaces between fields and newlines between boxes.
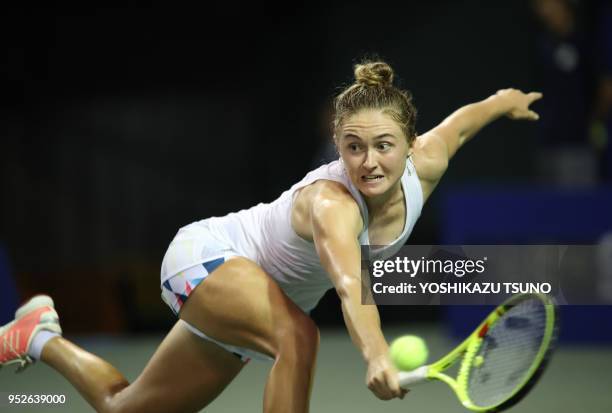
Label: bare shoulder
xmin=292 ymin=180 xmax=362 ymax=241
xmin=298 ymin=180 xmax=360 ymax=215
xmin=312 ymin=180 xmax=356 ymax=202
xmin=412 ymin=132 xmax=449 ymax=184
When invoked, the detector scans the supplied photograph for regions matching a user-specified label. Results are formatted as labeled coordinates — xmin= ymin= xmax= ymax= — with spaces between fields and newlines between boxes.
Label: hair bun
xmin=354 ymin=61 xmax=394 ymax=88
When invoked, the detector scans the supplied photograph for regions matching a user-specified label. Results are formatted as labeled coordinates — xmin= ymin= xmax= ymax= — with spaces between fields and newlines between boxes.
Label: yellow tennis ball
xmin=389 ymin=335 xmax=428 ymax=371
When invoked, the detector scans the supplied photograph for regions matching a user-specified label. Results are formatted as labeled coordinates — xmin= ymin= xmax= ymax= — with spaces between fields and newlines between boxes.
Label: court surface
xmin=1 ymin=324 xmax=610 ymax=412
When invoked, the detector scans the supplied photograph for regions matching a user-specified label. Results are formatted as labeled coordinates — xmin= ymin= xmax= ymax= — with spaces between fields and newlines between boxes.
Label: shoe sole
xmin=15 ymin=295 xmax=55 ymax=319
xmin=19 ymin=295 xmax=62 ymax=335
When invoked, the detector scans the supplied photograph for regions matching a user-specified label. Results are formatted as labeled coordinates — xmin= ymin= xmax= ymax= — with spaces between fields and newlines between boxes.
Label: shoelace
xmin=1 ymin=327 xmax=33 ymax=372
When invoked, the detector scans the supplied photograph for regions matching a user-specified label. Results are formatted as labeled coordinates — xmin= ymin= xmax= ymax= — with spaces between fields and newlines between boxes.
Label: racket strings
xmin=466 ymin=298 xmax=549 ymax=407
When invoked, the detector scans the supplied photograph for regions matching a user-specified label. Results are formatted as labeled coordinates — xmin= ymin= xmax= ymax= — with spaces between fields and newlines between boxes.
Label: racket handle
xmin=398 ymin=365 xmax=429 ymax=387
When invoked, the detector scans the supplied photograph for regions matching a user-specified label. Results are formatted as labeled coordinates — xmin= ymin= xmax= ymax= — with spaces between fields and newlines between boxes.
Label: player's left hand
xmin=496 ymin=88 xmax=543 ymax=121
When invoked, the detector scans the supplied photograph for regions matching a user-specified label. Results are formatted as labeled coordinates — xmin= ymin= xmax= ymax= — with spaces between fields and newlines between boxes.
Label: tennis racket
xmin=398 ymin=293 xmax=559 ymax=412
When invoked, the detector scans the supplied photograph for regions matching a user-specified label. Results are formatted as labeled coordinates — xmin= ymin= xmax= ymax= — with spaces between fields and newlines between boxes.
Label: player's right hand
xmin=366 ymin=354 xmax=409 ymax=400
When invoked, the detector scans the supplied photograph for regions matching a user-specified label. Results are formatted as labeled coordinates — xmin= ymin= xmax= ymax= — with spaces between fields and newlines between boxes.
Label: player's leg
xmin=2 ymin=255 xmax=319 ymax=413
xmin=1 ymin=295 xmax=246 ymax=413
xmin=41 ymin=321 xmax=246 ymax=413
xmin=95 ymin=254 xmax=320 ymax=412
xmin=178 ymin=256 xmax=320 ymax=413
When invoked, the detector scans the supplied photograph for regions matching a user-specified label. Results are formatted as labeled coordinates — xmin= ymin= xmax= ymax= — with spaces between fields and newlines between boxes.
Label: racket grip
xmin=398 ymin=365 xmax=429 ymax=387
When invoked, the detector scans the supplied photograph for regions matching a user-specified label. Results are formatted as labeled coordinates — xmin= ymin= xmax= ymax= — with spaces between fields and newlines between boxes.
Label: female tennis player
xmin=0 ymin=60 xmax=541 ymax=412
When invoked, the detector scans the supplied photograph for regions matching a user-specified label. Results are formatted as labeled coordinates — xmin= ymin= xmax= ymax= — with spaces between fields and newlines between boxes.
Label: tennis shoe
xmin=0 ymin=295 xmax=61 ymax=373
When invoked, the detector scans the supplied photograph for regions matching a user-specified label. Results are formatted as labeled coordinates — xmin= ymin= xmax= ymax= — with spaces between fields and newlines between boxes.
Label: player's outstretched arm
xmin=413 ymin=89 xmax=542 ymax=197
xmin=429 ymin=88 xmax=542 ymax=159
xmin=309 ymin=181 xmax=407 ymax=401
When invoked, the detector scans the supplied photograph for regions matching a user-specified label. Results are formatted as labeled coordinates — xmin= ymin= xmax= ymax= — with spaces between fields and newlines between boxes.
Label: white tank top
xmin=165 ymin=158 xmax=423 ymax=312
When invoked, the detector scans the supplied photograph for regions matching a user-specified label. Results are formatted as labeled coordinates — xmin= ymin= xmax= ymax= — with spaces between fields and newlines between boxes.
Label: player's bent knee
xmin=277 ymin=313 xmax=320 ymax=363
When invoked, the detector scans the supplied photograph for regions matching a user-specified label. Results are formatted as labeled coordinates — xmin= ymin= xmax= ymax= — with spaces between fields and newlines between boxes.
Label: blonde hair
xmin=334 ymin=60 xmax=417 ymax=144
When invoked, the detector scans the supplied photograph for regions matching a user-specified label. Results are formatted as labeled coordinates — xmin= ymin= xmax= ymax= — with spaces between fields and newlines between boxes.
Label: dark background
xmin=2 ymin=1 xmax=611 ymax=334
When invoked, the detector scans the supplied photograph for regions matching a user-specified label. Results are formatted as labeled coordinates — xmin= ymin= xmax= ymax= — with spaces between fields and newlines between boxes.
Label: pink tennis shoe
xmin=0 ymin=295 xmax=62 ymax=372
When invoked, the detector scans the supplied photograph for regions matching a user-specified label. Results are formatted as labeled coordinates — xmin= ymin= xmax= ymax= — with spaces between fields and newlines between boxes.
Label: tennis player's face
xmin=337 ymin=109 xmax=411 ymax=199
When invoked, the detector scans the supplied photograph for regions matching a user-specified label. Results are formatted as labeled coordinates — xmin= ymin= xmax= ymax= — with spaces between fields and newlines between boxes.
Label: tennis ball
xmin=389 ymin=335 xmax=428 ymax=371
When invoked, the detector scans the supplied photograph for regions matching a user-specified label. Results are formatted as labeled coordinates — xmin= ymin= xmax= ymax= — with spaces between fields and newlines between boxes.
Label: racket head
xmin=449 ymin=293 xmax=559 ymax=412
